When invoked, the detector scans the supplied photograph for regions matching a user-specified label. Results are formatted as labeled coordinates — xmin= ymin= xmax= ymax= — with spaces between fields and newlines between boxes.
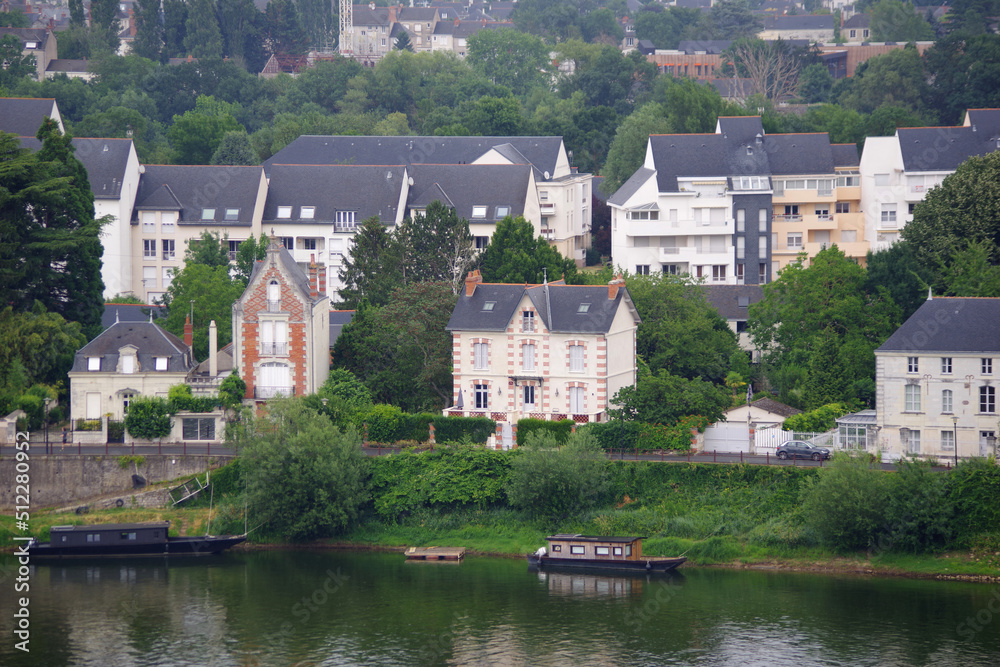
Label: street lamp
xmin=44 ymin=397 xmax=51 ymax=455
xmin=951 ymin=415 xmax=959 ymax=469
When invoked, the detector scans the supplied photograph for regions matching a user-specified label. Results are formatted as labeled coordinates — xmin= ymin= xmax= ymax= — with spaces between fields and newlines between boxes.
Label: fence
xmin=703 ymin=423 xmax=831 ymax=453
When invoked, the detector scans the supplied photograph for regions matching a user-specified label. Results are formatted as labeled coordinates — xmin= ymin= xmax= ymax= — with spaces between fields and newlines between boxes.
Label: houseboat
xmin=527 ymin=535 xmax=686 ymax=573
xmin=28 ymin=522 xmax=246 ymax=558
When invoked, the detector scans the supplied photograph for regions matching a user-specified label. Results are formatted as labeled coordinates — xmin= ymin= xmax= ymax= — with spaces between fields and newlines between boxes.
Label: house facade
xmin=445 ymin=271 xmax=640 ymax=425
xmin=232 ymin=237 xmax=330 ymax=400
xmin=874 ymin=296 xmax=1000 ymax=461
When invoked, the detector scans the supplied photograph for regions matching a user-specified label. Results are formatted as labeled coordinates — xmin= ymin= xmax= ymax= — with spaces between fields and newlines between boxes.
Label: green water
xmin=1 ymin=549 xmax=999 ymax=666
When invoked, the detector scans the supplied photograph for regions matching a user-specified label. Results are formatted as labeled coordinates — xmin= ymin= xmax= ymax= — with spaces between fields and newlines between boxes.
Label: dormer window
xmin=277 ymin=206 xmax=292 ymax=219
xmin=522 ymin=311 xmax=535 ymax=333
xmin=88 ymin=357 xmax=100 ymax=371
xmin=472 ymin=206 xmax=487 ymax=218
xmin=201 ymin=208 xmax=215 ymax=220
xmin=25 ymin=41 xmax=37 ymax=48
xmin=224 ymin=208 xmax=239 ymax=221
xmin=301 ymin=206 xmax=316 ymax=219
xmin=496 ymin=206 xmax=510 ymax=218
xmin=155 ymin=357 xmax=168 ymax=371
xmin=267 ymin=280 xmax=281 ymax=312
xmin=122 ymin=355 xmax=135 ymax=374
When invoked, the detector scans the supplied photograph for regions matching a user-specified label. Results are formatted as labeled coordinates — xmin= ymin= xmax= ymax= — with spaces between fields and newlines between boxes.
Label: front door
xmin=501 ymin=423 xmax=513 ymax=450
xmin=981 ymin=431 xmax=996 ymax=457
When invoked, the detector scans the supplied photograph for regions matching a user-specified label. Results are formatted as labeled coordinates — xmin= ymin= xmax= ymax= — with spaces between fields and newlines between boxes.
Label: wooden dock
xmin=405 ymin=546 xmax=466 ymax=561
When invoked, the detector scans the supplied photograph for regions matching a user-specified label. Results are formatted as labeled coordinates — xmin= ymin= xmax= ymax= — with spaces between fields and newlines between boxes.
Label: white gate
xmin=501 ymin=423 xmax=514 ymax=450
xmin=703 ymin=422 xmax=751 ymax=453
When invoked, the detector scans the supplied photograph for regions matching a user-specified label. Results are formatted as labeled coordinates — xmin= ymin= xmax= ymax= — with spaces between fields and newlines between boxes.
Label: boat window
xmin=552 ymin=544 xmax=561 ymax=552
xmin=120 ymin=532 xmax=137 ymax=540
xmin=596 ymin=546 xmax=609 ymax=556
xmin=86 ymin=533 xmax=101 ymax=542
xmin=613 ymin=547 xmax=622 ymax=556
xmin=570 ymin=545 xmax=585 ymax=555
xmin=626 ymin=545 xmax=632 ymax=556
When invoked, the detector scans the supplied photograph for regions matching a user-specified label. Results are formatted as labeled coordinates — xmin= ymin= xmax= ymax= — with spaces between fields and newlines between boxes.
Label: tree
xmin=230 ymin=398 xmax=370 ymax=541
xmin=660 ymin=76 xmax=729 ymax=134
xmin=395 ymin=31 xmax=414 ymax=52
xmin=800 ymin=453 xmax=891 ymax=551
xmin=467 ymin=28 xmax=551 ymax=96
xmin=505 ymin=430 xmax=609 ymax=520
xmin=938 ymin=240 xmax=1000 ymax=297
xmin=0 ymin=35 xmax=36 ymax=86
xmin=160 ymin=262 xmax=245 ymax=360
xmin=132 ymin=0 xmax=164 ymax=60
xmin=0 ymin=305 xmax=86 ymax=391
xmin=463 ymin=95 xmax=524 ymax=135
xmin=184 ymin=0 xmax=224 ymax=59
xmin=185 ymin=230 xmax=231 ymax=267
xmin=124 ymin=397 xmax=173 ymax=440
xmin=395 ymin=201 xmax=477 ymax=292
xmin=218 ymin=372 xmax=247 ymax=408
xmin=90 ymin=0 xmax=122 ymax=54
xmin=234 ymin=232 xmax=269 ymax=286
xmin=600 ymin=102 xmax=671 ymax=196
xmin=69 ymin=0 xmax=85 ymax=26
xmin=0 ymin=124 xmax=106 ymax=338
xmin=925 ymin=33 xmax=1000 ymax=125
xmin=838 ymin=45 xmax=930 ymax=117
xmin=869 ymin=0 xmax=934 ymax=42
xmin=864 ymin=241 xmax=932 ymax=322
xmin=217 ymin=0 xmax=262 ymax=63
xmin=580 ymin=8 xmax=623 ymax=45
xmin=168 ymin=95 xmax=244 ymax=164
xmin=210 ymin=131 xmax=258 ymax=165
xmin=107 ymin=293 xmax=146 ymax=304
xmin=797 ymin=62 xmax=833 ymax=103
xmin=265 ymin=0 xmax=309 ymax=56
xmin=748 ymin=246 xmax=900 ymax=409
xmin=625 ymin=273 xmax=740 ymax=383
xmin=708 ymin=0 xmax=761 ymax=39
xmin=565 ymin=46 xmax=657 ymax=115
xmin=723 ymin=39 xmax=801 ymax=103
xmin=634 ymin=6 xmax=701 ymax=50
xmin=901 ymin=150 xmax=1000 ymax=279
xmin=298 ymin=0 xmax=336 ymax=50
xmin=479 ymin=216 xmax=579 ymax=284
xmin=338 ymin=216 xmax=402 ymax=309
xmin=162 ymin=0 xmax=188 ymax=58
xmin=613 ymin=369 xmax=732 ymax=425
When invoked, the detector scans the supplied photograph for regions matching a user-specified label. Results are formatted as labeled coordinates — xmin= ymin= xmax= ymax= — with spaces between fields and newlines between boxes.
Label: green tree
xmin=565 ymin=46 xmax=657 ymax=115
xmin=69 ymin=0 xmax=85 ymax=25
xmin=185 ymin=230 xmax=231 ymax=267
xmin=395 ymin=201 xmax=477 ymax=292
xmin=613 ymin=369 xmax=732 ymax=425
xmin=218 ymin=372 xmax=247 ymax=408
xmin=797 ymin=62 xmax=833 ymax=103
xmin=925 ymin=33 xmax=1000 ymax=125
xmin=869 ymin=0 xmax=934 ymax=42
xmin=217 ymin=0 xmax=262 ymax=63
xmin=106 ymin=293 xmax=146 ymax=304
xmin=902 ymin=150 xmax=1000 ymax=279
xmin=580 ymin=8 xmax=623 ymax=44
xmin=0 ymin=35 xmax=36 ymax=86
xmin=800 ymin=452 xmax=890 ymax=551
xmin=234 ymin=232 xmax=269 ymax=286
xmin=184 ymin=0 xmax=224 ymax=59
xmin=463 ymin=95 xmax=524 ymax=135
xmin=748 ymin=246 xmax=900 ymax=409
xmin=90 ymin=0 xmax=121 ymax=54
xmin=124 ymin=397 xmax=173 ymax=440
xmin=467 ymin=28 xmax=551 ymax=96
xmin=634 ymin=6 xmax=701 ymax=49
xmin=0 ymin=11 xmax=29 ymax=27
xmin=162 ymin=0 xmax=188 ymax=57
xmin=600 ymin=102 xmax=671 ymax=196
xmin=168 ymin=95 xmax=244 ymax=164
xmin=265 ymin=0 xmax=309 ymax=56
xmin=132 ymin=0 xmax=164 ymax=60
xmin=781 ymin=402 xmax=853 ymax=432
xmin=0 ymin=305 xmax=86 ymax=391
xmin=230 ymin=398 xmax=370 ymax=541
xmin=210 ymin=130 xmax=258 ymax=165
xmin=395 ymin=30 xmax=414 ymax=52
xmin=661 ymin=76 xmax=729 ymax=134
xmin=338 ymin=216 xmax=402 ymax=309
xmin=938 ymin=240 xmax=1000 ymax=297
xmin=505 ymin=430 xmax=609 ymax=520
xmin=319 ymin=368 xmax=374 ymax=411
xmin=708 ymin=0 xmax=761 ymax=39
xmin=160 ymin=262 xmax=244 ymax=360
xmin=298 ymin=0 xmax=336 ymax=50
xmin=838 ymin=45 xmax=930 ymax=117
xmin=864 ymin=241 xmax=932 ymax=322
xmin=372 ymin=111 xmax=411 ymax=136
xmin=479 ymin=216 xmax=579 ymax=284
xmin=625 ymin=273 xmax=739 ymax=382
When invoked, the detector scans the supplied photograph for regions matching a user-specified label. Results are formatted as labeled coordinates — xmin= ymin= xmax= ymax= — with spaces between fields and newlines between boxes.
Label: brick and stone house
xmin=445 ymin=271 xmax=640 ymax=430
xmin=232 ymin=236 xmax=330 ymax=400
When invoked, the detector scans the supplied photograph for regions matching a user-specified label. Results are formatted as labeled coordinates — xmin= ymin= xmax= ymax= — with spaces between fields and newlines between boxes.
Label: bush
xmin=218 ymin=373 xmax=247 ymax=409
xmin=17 ymin=393 xmax=43 ymax=430
xmin=584 ymin=415 xmax=709 ymax=452
xmin=516 ymin=418 xmax=574 ymax=447
xmin=800 ymin=452 xmax=890 ymax=552
xmin=585 ymin=247 xmax=602 ymax=266
xmin=107 ymin=419 xmax=125 ymax=441
xmin=433 ymin=415 xmax=495 ymax=444
xmin=782 ymin=402 xmax=853 ymax=432
xmin=124 ymin=397 xmax=173 ymax=440
xmin=352 ymin=404 xmax=407 ymax=443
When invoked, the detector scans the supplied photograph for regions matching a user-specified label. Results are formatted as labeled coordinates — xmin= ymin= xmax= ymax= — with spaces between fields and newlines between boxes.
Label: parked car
xmin=775 ymin=440 xmax=831 ymax=461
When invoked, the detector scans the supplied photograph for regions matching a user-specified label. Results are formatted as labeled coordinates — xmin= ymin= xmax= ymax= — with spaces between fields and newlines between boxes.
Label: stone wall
xmin=0 ymin=455 xmax=233 ymax=509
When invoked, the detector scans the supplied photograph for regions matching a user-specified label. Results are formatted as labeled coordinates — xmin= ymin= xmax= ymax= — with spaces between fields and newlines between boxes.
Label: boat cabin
xmin=48 ymin=522 xmax=170 ymax=548
xmin=544 ymin=535 xmax=644 ymax=561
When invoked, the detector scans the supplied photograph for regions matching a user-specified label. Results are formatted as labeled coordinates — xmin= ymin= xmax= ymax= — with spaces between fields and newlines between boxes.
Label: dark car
xmin=775 ymin=440 xmax=831 ymax=461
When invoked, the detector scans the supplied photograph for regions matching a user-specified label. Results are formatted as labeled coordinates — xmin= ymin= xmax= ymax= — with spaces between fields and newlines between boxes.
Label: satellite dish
xmin=543 ymin=170 xmax=550 ymax=180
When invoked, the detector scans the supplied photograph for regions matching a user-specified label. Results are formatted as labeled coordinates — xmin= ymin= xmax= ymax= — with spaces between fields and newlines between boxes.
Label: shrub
xmin=218 ymin=373 xmax=247 ymax=409
xmin=516 ymin=418 xmax=574 ymax=447
xmin=433 ymin=415 xmax=495 ymax=444
xmin=124 ymin=397 xmax=173 ymax=440
xmin=800 ymin=452 xmax=890 ymax=551
xmin=782 ymin=402 xmax=853 ymax=432
xmin=585 ymin=247 xmax=602 ymax=266
xmin=352 ymin=404 xmax=407 ymax=443
xmin=107 ymin=419 xmax=125 ymax=441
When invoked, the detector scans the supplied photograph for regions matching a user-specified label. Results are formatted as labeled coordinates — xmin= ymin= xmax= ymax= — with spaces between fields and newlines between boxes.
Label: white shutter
xmin=569 ymin=387 xmax=584 ymax=413
xmin=86 ymin=392 xmax=101 ymax=419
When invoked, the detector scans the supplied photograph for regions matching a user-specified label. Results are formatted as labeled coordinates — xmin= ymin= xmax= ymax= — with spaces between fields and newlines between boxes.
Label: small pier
xmin=405 ymin=546 xmax=466 ymax=561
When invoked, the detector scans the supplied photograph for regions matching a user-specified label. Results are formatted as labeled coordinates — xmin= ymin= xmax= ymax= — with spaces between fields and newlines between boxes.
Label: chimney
xmin=209 ymin=320 xmax=218 ymax=378
xmin=129 ymin=8 xmax=136 ymax=37
xmin=465 ymin=269 xmax=482 ymax=297
xmin=608 ymin=274 xmax=625 ymax=300
xmin=183 ymin=315 xmax=193 ymax=350
xmin=309 ymin=254 xmax=319 ymax=299
xmin=455 ymin=17 xmax=460 ymax=26
xmin=389 ymin=5 xmax=397 ymax=22
xmin=318 ymin=264 xmax=327 ymax=297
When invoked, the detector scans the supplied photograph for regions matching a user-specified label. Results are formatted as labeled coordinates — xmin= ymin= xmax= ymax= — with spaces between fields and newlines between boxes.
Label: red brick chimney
xmin=608 ymin=274 xmax=625 ymax=300
xmin=388 ymin=5 xmax=397 ymax=22
xmin=318 ymin=264 xmax=327 ymax=297
xmin=309 ymin=254 xmax=319 ymax=299
xmin=129 ymin=7 xmax=136 ymax=37
xmin=183 ymin=315 xmax=193 ymax=350
xmin=465 ymin=270 xmax=482 ymax=297
xmin=454 ymin=17 xmax=460 ymax=26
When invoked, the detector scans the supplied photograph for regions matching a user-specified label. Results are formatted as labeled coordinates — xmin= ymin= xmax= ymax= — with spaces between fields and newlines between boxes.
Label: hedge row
xmin=582 ymin=415 xmax=711 ymax=452
xmin=515 ymin=418 xmax=575 ymax=446
xmin=348 ymin=405 xmax=495 ymax=445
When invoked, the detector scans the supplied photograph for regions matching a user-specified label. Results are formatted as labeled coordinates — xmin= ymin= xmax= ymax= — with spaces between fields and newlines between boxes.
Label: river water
xmin=1 ymin=549 xmax=999 ymax=666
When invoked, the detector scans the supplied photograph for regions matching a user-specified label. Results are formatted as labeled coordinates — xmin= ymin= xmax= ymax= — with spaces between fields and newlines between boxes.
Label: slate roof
xmin=703 ymin=285 xmax=764 ymax=321
xmin=896 ymin=109 xmax=1000 ymax=172
xmin=18 ymin=136 xmax=135 ymax=199
xmin=398 ymin=7 xmax=438 ymax=20
xmin=767 ymin=133 xmax=835 ymax=175
xmin=353 ymin=4 xmax=390 ymax=26
xmin=0 ymin=27 xmax=52 ymax=48
xmin=45 ymin=58 xmax=92 ymax=73
xmin=263 ymin=164 xmax=406 ymax=225
xmin=842 ymin=14 xmax=871 ymax=29
xmin=750 ymin=397 xmax=801 ymax=418
xmin=446 ymin=282 xmax=640 ymax=333
xmin=831 ymin=143 xmax=860 ymax=168
xmin=762 ymin=15 xmax=834 ymax=30
xmin=72 ymin=321 xmax=195 ymax=373
xmin=101 ymin=304 xmax=166 ymax=329
xmin=246 ymin=238 xmax=318 ymax=305
xmin=606 ymin=167 xmax=654 ymax=205
xmin=676 ymin=40 xmax=731 ymax=54
xmin=409 ymin=163 xmax=531 ymax=222
xmin=877 ymin=297 xmax=1000 ymax=354
xmin=263 ymin=135 xmax=567 ymax=182
xmin=132 ymin=165 xmax=263 ymax=225
xmin=330 ymin=310 xmax=355 ymax=348
xmin=0 ymin=97 xmax=57 ymax=136
xmin=432 ymin=20 xmax=504 ymax=38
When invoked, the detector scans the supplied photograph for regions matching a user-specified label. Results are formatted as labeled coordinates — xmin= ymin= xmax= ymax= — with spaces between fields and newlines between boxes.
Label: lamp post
xmin=44 ymin=396 xmax=51 ymax=455
xmin=951 ymin=415 xmax=959 ymax=469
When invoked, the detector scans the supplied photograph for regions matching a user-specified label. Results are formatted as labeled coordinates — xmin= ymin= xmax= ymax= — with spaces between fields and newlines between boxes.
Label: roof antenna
xmin=927 ymin=286 xmax=933 ymax=301
xmin=543 ymin=267 xmax=548 ymax=284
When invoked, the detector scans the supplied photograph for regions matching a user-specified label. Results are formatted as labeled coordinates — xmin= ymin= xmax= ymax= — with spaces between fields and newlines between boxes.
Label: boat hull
xmin=28 ymin=535 xmax=246 ymax=558
xmin=527 ymin=554 xmax=686 ymax=573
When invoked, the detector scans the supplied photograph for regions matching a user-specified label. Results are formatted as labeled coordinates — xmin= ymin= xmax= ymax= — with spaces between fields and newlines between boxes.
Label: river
xmin=1 ymin=549 xmax=999 ymax=666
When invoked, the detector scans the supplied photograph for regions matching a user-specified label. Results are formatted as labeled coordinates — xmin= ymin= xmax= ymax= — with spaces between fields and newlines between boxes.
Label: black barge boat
xmin=28 ymin=521 xmax=246 ymax=558
xmin=527 ymin=535 xmax=686 ymax=573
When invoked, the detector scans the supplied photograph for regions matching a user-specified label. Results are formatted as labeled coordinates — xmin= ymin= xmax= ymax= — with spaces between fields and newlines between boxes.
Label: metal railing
xmin=260 ymin=342 xmax=288 ymax=356
xmin=254 ymin=385 xmax=296 ymax=398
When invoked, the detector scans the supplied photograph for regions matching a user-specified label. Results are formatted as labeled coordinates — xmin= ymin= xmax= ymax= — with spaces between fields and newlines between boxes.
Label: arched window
xmin=267 ymin=280 xmax=280 ymax=311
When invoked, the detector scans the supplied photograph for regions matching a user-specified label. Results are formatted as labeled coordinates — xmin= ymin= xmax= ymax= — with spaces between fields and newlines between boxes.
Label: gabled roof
xmin=676 ymin=39 xmax=731 ymax=54
xmin=353 ymin=4 xmax=390 ymax=26
xmin=263 ymin=164 xmax=406 ymax=225
xmin=398 ymin=7 xmax=438 ymax=20
xmin=0 ymin=27 xmax=52 ymax=48
xmin=749 ymin=397 xmax=801 ymax=418
xmin=831 ymin=143 xmax=860 ymax=168
xmin=72 ymin=321 xmax=195 ymax=373
xmin=408 ymin=163 xmax=531 ymax=222
xmin=263 ymin=135 xmax=567 ymax=181
xmin=45 ymin=58 xmax=92 ymax=73
xmin=19 ymin=136 xmax=135 ymax=199
xmin=101 ymin=304 xmax=166 ymax=329
xmin=877 ymin=297 xmax=1000 ymax=354
xmin=0 ymin=97 xmax=57 ymax=137
xmin=606 ymin=167 xmax=654 ymax=205
xmin=447 ymin=282 xmax=640 ymax=334
xmin=767 ymin=133 xmax=835 ymax=175
xmin=246 ymin=238 xmax=319 ymax=306
xmin=896 ymin=110 xmax=1000 ymax=172
xmin=132 ymin=165 xmax=263 ymax=225
xmin=842 ymin=13 xmax=871 ymax=29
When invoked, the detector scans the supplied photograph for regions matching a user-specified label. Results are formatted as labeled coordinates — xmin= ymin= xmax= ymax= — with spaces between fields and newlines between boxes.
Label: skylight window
xmin=224 ymin=208 xmax=239 ymax=221
xmin=277 ymin=206 xmax=292 ymax=219
xmin=301 ymin=206 xmax=316 ymax=219
xmin=496 ymin=206 xmax=510 ymax=218
xmin=201 ymin=208 xmax=215 ymax=220
xmin=471 ymin=206 xmax=487 ymax=218
xmin=578 ymin=303 xmax=591 ymax=313
xmin=483 ymin=301 xmax=496 ymax=311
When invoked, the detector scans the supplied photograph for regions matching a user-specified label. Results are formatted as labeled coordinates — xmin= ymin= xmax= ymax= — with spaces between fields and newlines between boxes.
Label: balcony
xmin=773 ymin=214 xmax=802 ymax=223
xmin=254 ymin=385 xmax=296 ymax=399
xmin=540 ymin=203 xmax=556 ymax=214
xmin=266 ymin=299 xmax=282 ymax=312
xmin=260 ymin=342 xmax=288 ymax=356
